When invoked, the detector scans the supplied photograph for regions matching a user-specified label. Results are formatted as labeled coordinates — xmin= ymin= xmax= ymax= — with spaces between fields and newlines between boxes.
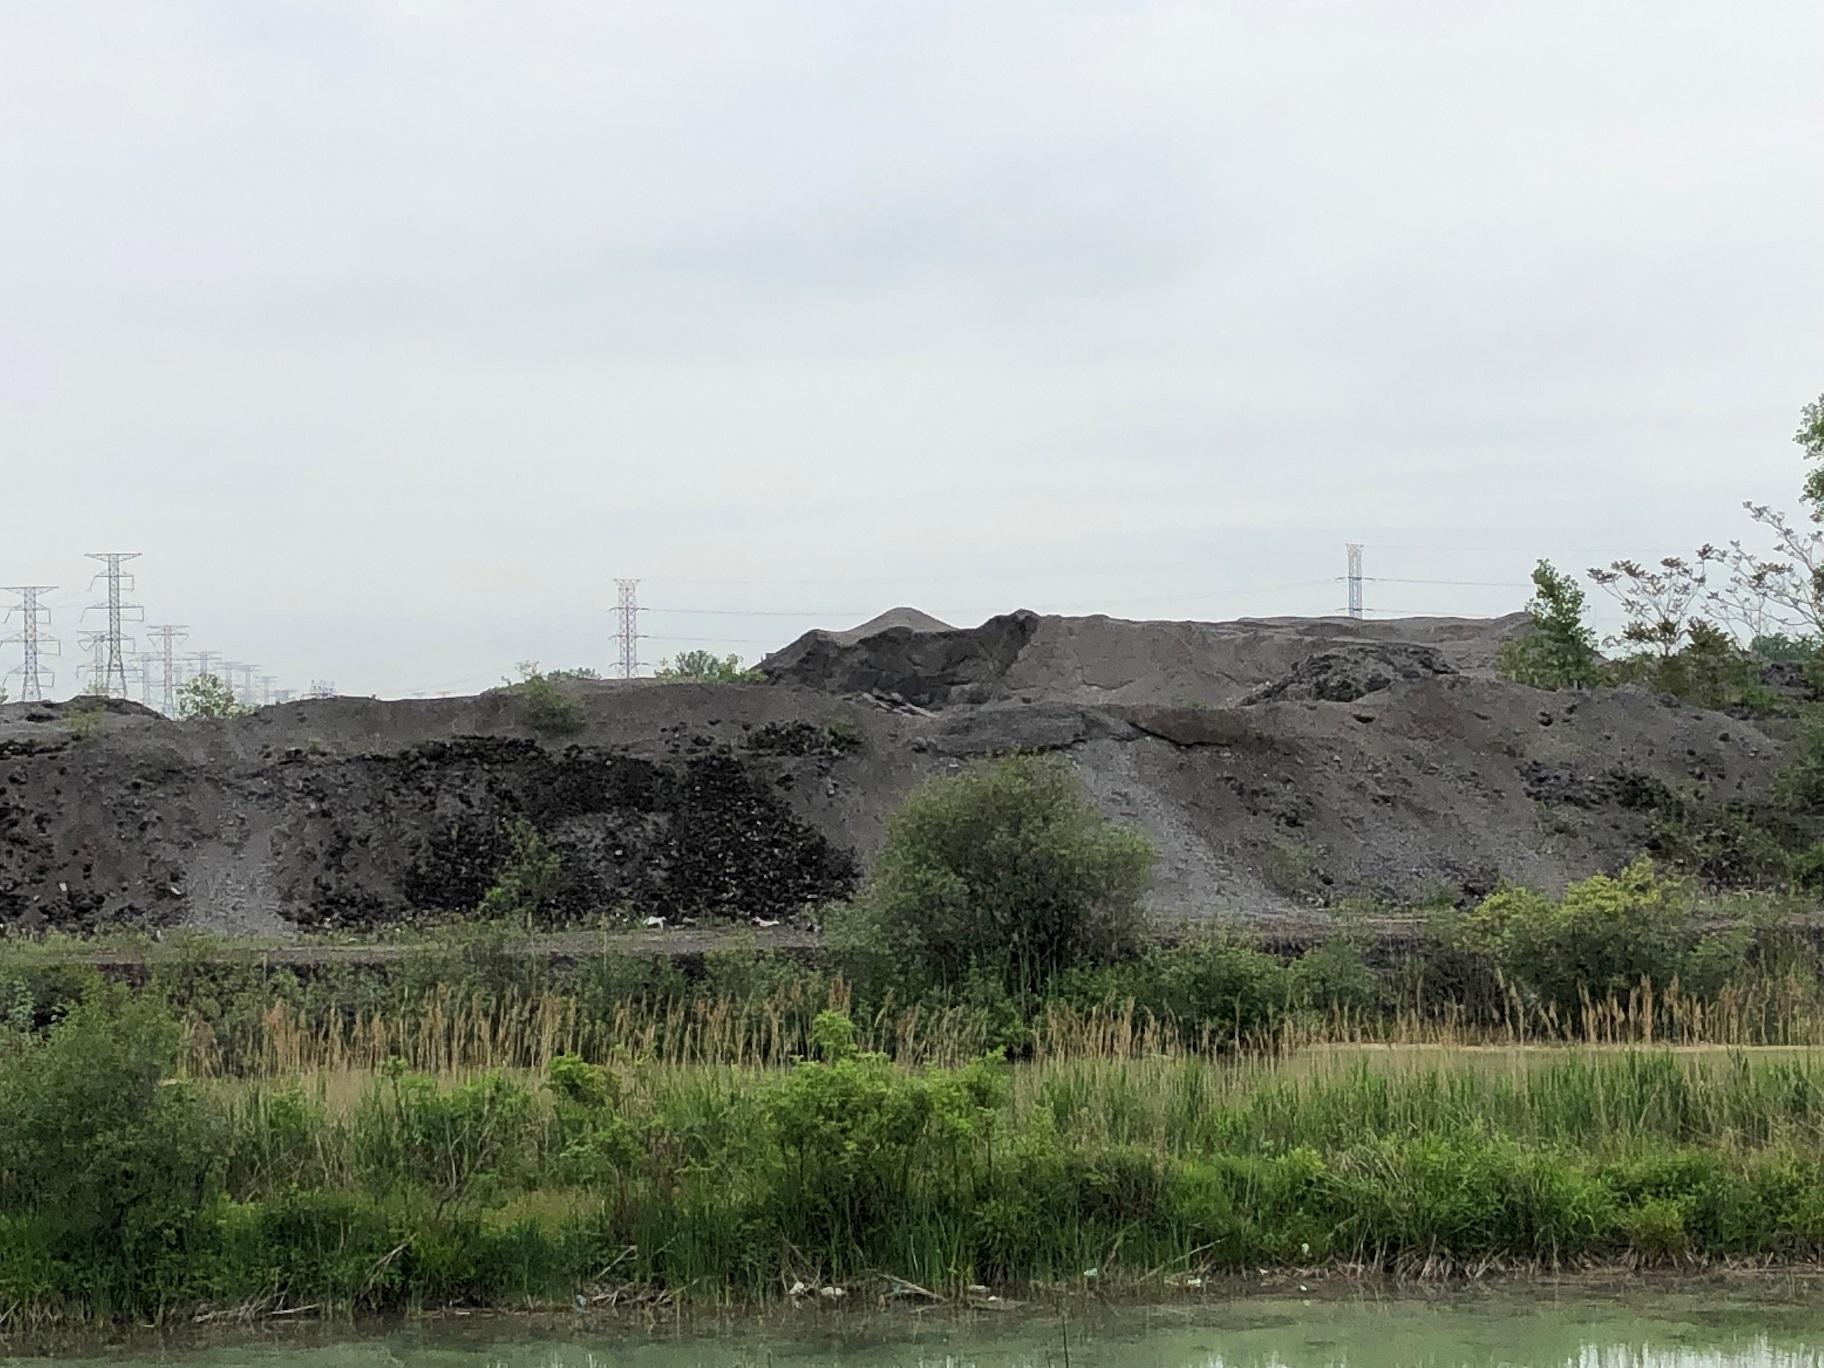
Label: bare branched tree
xmin=1711 ymin=508 xmax=1824 ymax=645
xmin=1703 ymin=394 xmax=1824 ymax=652
xmin=1587 ymin=548 xmax=1722 ymax=658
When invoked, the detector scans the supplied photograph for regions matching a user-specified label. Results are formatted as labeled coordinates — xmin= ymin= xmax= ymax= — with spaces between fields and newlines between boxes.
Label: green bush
xmin=655 ymin=650 xmax=756 ymax=683
xmin=503 ymin=662 xmax=585 ymax=736
xmin=1442 ymin=860 xmax=1707 ymax=1016
xmin=848 ymin=754 xmax=1154 ymax=994
xmin=352 ymin=1068 xmax=536 ymax=1215
xmin=1776 ymin=710 xmax=1824 ymax=813
xmin=760 ymin=1011 xmax=1003 ymax=1264
xmin=1121 ymin=936 xmax=1291 ymax=1040
xmin=0 ymin=987 xmax=214 ymax=1316
xmin=476 ymin=816 xmax=561 ymax=928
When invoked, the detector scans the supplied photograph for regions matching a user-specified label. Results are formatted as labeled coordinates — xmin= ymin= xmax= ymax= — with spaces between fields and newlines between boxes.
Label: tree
xmin=1799 ymin=392 xmax=1824 ymax=510
xmin=845 ymin=754 xmax=1154 ymax=994
xmin=1588 ymin=550 xmax=1722 ymax=659
xmin=1496 ymin=560 xmax=1599 ymax=688
xmin=175 ymin=672 xmax=248 ymax=719
xmin=1752 ymin=633 xmax=1820 ymax=663
xmin=1709 ymin=393 xmax=1824 ymax=650
xmin=655 ymin=650 xmax=754 ymax=683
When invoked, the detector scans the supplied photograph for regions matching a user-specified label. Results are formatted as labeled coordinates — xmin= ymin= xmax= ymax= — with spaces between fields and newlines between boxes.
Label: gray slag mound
xmin=1242 ymin=642 xmax=1457 ymax=704
xmin=760 ymin=611 xmax=1041 ymax=707
xmin=0 ymin=609 xmax=1787 ymax=935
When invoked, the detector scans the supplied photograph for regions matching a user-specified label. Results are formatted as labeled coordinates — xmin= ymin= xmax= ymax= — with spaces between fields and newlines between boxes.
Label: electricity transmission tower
xmin=3 ymin=586 xmax=58 ymax=701
xmin=135 ymin=653 xmax=158 ymax=707
xmin=614 ymin=578 xmax=641 ymax=679
xmin=146 ymin=625 xmax=188 ymax=715
xmin=77 ymin=632 xmax=108 ymax=694
xmin=83 ymin=553 xmax=143 ymax=697
xmin=256 ymin=674 xmax=276 ymax=707
xmin=1346 ymin=544 xmax=1365 ymax=620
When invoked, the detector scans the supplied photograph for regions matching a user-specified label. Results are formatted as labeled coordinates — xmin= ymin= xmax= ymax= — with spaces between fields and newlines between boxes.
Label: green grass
xmin=10 ymin=992 xmax=1824 ymax=1325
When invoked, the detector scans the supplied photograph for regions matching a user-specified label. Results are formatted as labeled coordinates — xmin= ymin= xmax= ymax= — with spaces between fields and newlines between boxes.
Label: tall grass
xmin=14 ymin=991 xmax=1824 ymax=1324
xmin=178 ymin=968 xmax=1824 ymax=1080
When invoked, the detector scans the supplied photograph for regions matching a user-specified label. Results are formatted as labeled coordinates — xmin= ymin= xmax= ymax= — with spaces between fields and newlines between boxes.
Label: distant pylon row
xmin=2 ymin=554 xmax=334 ymax=711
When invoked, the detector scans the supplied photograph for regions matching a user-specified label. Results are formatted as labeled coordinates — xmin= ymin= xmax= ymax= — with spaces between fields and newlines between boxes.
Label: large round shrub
xmin=854 ymin=754 xmax=1154 ymax=992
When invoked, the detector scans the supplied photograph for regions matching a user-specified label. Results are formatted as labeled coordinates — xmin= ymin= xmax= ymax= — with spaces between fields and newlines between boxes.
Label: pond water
xmin=7 ymin=1286 xmax=1823 ymax=1367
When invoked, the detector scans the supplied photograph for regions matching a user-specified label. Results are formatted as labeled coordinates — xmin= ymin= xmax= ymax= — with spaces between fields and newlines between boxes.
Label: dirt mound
xmin=764 ymin=610 xmax=1528 ymax=708
xmin=1242 ymin=642 xmax=1457 ymax=705
xmin=0 ymin=687 xmax=886 ymax=934
xmin=0 ymin=611 xmax=1788 ymax=935
xmin=830 ymin=606 xmax=956 ymax=646
xmin=760 ymin=611 xmax=1041 ymax=707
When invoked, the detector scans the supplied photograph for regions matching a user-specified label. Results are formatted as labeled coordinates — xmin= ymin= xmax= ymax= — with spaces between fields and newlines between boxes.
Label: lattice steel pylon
xmin=3 ymin=585 xmax=58 ymax=701
xmin=614 ymin=578 xmax=641 ymax=679
xmin=146 ymin=625 xmax=189 ymax=715
xmin=83 ymin=553 xmax=143 ymax=698
xmin=77 ymin=631 xmax=108 ymax=694
xmin=135 ymin=653 xmax=159 ymax=707
xmin=218 ymin=660 xmax=246 ymax=706
xmin=1346 ymin=544 xmax=1365 ymax=620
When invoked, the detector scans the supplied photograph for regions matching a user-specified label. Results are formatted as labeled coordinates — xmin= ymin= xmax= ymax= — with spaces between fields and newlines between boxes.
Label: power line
xmin=1346 ymin=544 xmax=1365 ymax=620
xmin=3 ymin=586 xmax=58 ymax=701
xmin=1366 ymin=577 xmax=1532 ymax=588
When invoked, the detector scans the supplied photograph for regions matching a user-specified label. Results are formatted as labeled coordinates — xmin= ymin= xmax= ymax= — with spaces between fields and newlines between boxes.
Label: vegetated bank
xmin=7 ymin=985 xmax=1824 ymax=1327
xmin=7 ymin=750 xmax=1824 ymax=1327
xmin=7 ymin=392 xmax=1824 ymax=1326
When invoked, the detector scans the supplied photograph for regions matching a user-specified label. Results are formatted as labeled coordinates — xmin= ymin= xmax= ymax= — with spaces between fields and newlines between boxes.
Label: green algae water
xmin=7 ymin=1287 xmax=1823 ymax=1368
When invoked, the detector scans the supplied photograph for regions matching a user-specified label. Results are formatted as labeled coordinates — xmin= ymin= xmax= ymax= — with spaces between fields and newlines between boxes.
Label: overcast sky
xmin=3 ymin=2 xmax=1821 ymax=698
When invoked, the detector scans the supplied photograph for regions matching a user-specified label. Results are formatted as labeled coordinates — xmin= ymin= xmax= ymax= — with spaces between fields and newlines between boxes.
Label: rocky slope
xmin=0 ymin=611 xmax=1788 ymax=934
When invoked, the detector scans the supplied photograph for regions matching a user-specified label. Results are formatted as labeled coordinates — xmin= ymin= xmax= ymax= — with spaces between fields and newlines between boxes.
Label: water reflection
xmin=5 ymin=1291 xmax=1822 ymax=1368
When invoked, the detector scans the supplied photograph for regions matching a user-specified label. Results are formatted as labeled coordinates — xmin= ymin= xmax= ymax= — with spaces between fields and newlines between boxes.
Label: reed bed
xmin=181 ymin=968 xmax=1824 ymax=1080
xmin=18 ymin=982 xmax=1824 ymax=1324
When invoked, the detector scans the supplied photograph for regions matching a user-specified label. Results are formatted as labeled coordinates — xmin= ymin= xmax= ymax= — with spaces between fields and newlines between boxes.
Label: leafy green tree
xmin=846 ymin=754 xmax=1154 ymax=994
xmin=176 ymin=672 xmax=248 ymax=719
xmin=655 ymin=650 xmax=754 ymax=683
xmin=1799 ymin=392 xmax=1824 ymax=512
xmin=1497 ymin=560 xmax=1599 ymax=688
